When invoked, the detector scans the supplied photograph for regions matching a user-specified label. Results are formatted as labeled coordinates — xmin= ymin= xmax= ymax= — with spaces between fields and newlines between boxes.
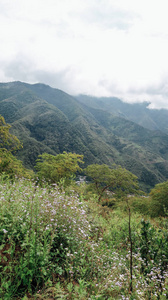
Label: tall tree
xmin=85 ymin=163 xmax=139 ymax=202
xmin=35 ymin=151 xmax=84 ymax=185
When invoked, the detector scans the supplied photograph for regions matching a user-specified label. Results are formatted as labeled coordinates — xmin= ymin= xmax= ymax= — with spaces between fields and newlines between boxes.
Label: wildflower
xmin=2 ymin=229 xmax=8 ymax=234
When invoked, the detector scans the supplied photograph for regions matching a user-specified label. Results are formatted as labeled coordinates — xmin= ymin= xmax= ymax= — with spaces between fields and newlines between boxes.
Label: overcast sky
xmin=1 ymin=0 xmax=168 ymax=108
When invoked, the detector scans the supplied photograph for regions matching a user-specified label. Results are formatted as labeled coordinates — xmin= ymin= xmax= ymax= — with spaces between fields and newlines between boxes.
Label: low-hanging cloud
xmin=3 ymin=56 xmax=75 ymax=94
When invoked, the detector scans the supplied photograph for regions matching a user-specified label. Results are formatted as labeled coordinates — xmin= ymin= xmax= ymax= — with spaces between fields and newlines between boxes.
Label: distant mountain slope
xmin=76 ymin=95 xmax=168 ymax=134
xmin=0 ymin=82 xmax=98 ymax=168
xmin=0 ymin=82 xmax=118 ymax=169
xmin=1 ymin=81 xmax=168 ymax=191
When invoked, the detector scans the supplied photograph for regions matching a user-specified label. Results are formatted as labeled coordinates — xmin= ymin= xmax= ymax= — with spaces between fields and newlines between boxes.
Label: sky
xmin=1 ymin=0 xmax=168 ymax=109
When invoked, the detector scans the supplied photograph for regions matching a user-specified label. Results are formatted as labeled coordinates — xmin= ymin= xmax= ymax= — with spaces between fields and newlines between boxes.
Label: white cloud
xmin=0 ymin=0 xmax=168 ymax=108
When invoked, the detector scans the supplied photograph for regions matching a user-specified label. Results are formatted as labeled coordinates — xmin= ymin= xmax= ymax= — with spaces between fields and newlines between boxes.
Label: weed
xmin=0 ymin=177 xmax=168 ymax=299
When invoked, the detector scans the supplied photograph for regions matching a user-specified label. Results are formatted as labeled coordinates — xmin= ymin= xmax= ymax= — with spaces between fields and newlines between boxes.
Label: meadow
xmin=0 ymin=177 xmax=168 ymax=299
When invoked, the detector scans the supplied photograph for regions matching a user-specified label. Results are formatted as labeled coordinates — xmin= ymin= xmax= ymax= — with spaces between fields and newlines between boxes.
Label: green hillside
xmin=76 ymin=95 xmax=168 ymax=134
xmin=1 ymin=81 xmax=168 ymax=191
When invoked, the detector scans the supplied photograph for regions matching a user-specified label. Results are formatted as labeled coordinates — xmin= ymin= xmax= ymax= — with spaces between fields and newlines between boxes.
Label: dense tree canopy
xmin=85 ymin=163 xmax=139 ymax=201
xmin=35 ymin=151 xmax=84 ymax=185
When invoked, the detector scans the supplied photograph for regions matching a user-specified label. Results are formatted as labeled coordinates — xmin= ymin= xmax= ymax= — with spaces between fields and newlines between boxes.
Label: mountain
xmin=76 ymin=95 xmax=168 ymax=134
xmin=0 ymin=81 xmax=168 ymax=191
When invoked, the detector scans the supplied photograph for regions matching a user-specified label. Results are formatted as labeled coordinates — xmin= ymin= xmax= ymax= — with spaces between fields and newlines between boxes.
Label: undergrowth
xmin=0 ymin=178 xmax=168 ymax=299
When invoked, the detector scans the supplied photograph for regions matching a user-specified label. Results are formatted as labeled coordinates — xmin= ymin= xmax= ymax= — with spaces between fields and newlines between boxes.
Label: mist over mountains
xmin=1 ymin=81 xmax=168 ymax=191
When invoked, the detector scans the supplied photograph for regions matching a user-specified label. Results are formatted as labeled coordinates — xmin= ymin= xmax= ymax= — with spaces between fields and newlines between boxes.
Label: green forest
xmin=0 ymin=113 xmax=168 ymax=299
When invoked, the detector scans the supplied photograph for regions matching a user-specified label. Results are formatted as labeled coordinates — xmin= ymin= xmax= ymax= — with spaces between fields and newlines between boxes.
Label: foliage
xmin=150 ymin=180 xmax=168 ymax=216
xmin=0 ymin=114 xmax=22 ymax=152
xmin=136 ymin=219 xmax=168 ymax=294
xmin=0 ymin=178 xmax=168 ymax=299
xmin=0 ymin=148 xmax=32 ymax=180
xmin=0 ymin=180 xmax=168 ymax=300
xmin=117 ymin=195 xmax=152 ymax=215
xmin=35 ymin=151 xmax=84 ymax=185
xmin=0 ymin=115 xmax=31 ymax=179
xmin=85 ymin=163 xmax=139 ymax=201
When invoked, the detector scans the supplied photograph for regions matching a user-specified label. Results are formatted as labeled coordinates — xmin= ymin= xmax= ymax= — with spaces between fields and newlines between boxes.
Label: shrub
xmin=150 ymin=180 xmax=168 ymax=216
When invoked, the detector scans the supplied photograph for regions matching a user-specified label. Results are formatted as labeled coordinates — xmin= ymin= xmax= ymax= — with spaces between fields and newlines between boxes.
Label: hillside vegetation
xmin=76 ymin=95 xmax=168 ymax=134
xmin=0 ymin=176 xmax=168 ymax=299
xmin=0 ymin=118 xmax=168 ymax=299
xmin=1 ymin=81 xmax=168 ymax=191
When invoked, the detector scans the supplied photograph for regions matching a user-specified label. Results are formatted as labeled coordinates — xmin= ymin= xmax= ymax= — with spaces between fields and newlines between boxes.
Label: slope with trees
xmin=1 ymin=81 xmax=168 ymax=190
xmin=76 ymin=94 xmax=168 ymax=134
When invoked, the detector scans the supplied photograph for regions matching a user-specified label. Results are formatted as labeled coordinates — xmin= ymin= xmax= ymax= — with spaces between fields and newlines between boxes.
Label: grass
xmin=0 ymin=177 xmax=168 ymax=299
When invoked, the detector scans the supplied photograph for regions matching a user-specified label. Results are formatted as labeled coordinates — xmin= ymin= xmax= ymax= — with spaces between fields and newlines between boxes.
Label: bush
xmin=150 ymin=180 xmax=168 ymax=217
xmin=0 ymin=149 xmax=32 ymax=180
xmin=117 ymin=195 xmax=152 ymax=216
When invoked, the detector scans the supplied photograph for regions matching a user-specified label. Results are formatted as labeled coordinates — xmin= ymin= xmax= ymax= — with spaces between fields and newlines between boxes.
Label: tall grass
xmin=0 ymin=177 xmax=168 ymax=299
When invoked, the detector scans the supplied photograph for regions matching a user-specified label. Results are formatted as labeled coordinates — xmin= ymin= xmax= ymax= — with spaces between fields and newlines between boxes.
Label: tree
xmin=0 ymin=115 xmax=22 ymax=152
xmin=150 ymin=180 xmax=168 ymax=216
xmin=85 ymin=163 xmax=139 ymax=202
xmin=0 ymin=148 xmax=32 ymax=180
xmin=0 ymin=115 xmax=29 ymax=179
xmin=35 ymin=152 xmax=84 ymax=185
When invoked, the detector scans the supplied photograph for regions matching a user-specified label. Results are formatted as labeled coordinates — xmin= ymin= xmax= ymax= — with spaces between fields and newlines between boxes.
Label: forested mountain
xmin=76 ymin=95 xmax=168 ymax=134
xmin=1 ymin=81 xmax=168 ymax=191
